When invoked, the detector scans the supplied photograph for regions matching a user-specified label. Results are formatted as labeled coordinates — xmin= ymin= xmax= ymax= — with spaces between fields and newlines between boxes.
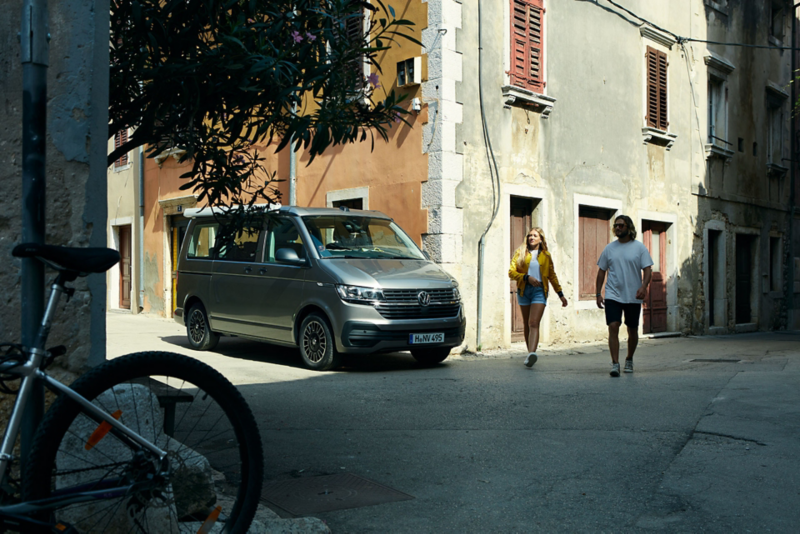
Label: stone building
xmin=113 ymin=0 xmax=799 ymax=351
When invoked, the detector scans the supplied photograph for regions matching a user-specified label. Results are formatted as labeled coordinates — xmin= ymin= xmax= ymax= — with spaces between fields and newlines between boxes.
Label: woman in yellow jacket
xmin=508 ymin=227 xmax=568 ymax=367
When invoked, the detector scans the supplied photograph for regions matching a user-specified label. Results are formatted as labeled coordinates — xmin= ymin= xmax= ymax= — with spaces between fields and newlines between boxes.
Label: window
xmin=768 ymin=99 xmax=785 ymax=166
xmin=510 ymin=0 xmax=544 ymax=93
xmin=770 ymin=237 xmax=781 ymax=292
xmin=187 ymin=224 xmax=218 ymax=259
xmin=578 ymin=207 xmax=612 ymax=300
xmin=397 ymin=57 xmax=421 ymax=87
xmin=646 ymin=46 xmax=668 ymax=131
xmin=264 ymin=218 xmax=307 ymax=263
xmin=708 ymin=77 xmax=728 ymax=146
xmin=216 ymin=224 xmax=261 ymax=263
xmin=332 ymin=198 xmax=363 ymax=210
xmin=113 ymin=128 xmax=129 ymax=168
xmin=770 ymin=0 xmax=785 ymax=41
xmin=342 ymin=2 xmax=367 ymax=92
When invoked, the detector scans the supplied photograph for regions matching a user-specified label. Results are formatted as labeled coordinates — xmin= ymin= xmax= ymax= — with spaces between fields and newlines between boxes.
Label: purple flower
xmin=367 ymin=72 xmax=380 ymax=89
xmin=291 ymin=30 xmax=303 ymax=43
xmin=394 ymin=112 xmax=402 ymax=123
xmin=305 ymin=32 xmax=316 ymax=42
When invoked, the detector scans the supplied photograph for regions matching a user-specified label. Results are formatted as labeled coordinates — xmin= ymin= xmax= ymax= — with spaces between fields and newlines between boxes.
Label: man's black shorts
xmin=604 ymin=299 xmax=642 ymax=327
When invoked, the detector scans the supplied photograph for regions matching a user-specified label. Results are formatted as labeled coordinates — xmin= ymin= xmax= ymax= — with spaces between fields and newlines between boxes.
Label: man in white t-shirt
xmin=595 ymin=215 xmax=653 ymax=377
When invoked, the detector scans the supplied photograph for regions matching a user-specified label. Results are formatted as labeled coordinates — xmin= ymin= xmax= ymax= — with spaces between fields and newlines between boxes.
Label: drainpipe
xmin=289 ymin=103 xmax=297 ymax=205
xmin=138 ymin=144 xmax=145 ymax=311
xmin=476 ymin=0 xmax=502 ymax=350
xmin=789 ymin=2 xmax=799 ymax=329
xmin=19 ymin=0 xmax=48 ymax=472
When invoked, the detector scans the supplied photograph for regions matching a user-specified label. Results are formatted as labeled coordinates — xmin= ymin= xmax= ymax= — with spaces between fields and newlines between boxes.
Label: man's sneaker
xmin=610 ymin=363 xmax=620 ymax=377
xmin=524 ymin=352 xmax=538 ymax=367
xmin=624 ymin=359 xmax=633 ymax=373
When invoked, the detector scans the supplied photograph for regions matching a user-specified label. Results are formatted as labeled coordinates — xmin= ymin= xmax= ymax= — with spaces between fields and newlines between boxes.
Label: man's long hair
xmin=615 ymin=215 xmax=637 ymax=240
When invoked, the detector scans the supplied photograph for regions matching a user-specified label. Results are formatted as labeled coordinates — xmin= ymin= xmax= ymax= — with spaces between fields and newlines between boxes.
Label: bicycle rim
xmin=24 ymin=352 xmax=263 ymax=534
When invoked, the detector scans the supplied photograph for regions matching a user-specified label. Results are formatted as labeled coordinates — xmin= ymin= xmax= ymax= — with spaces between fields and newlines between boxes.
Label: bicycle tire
xmin=23 ymin=351 xmax=263 ymax=533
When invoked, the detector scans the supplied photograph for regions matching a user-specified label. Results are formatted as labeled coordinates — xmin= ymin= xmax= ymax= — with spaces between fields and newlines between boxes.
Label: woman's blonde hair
xmin=515 ymin=227 xmax=549 ymax=271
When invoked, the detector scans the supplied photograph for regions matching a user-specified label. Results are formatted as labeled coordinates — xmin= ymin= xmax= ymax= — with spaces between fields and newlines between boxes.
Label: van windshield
xmin=302 ymin=215 xmax=426 ymax=260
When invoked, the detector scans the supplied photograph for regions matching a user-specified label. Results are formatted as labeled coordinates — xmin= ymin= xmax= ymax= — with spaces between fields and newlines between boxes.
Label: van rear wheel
xmin=411 ymin=347 xmax=451 ymax=366
xmin=187 ymin=303 xmax=220 ymax=351
xmin=299 ymin=313 xmax=340 ymax=371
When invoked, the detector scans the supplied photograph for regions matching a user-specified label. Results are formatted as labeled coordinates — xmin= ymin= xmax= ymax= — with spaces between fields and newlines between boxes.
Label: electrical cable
xmin=476 ymin=0 xmax=503 ymax=350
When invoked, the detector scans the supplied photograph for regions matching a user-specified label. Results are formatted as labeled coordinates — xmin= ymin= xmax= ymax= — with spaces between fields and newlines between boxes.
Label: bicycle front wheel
xmin=23 ymin=351 xmax=263 ymax=533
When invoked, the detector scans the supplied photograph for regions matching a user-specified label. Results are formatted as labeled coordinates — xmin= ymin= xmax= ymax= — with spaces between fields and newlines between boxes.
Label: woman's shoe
xmin=524 ymin=352 xmax=538 ymax=367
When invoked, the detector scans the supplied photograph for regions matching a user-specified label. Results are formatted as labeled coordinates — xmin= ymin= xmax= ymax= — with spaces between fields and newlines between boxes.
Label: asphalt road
xmin=108 ymin=312 xmax=800 ymax=533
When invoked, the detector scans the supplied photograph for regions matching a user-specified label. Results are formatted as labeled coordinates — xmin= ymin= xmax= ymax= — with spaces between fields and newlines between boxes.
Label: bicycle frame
xmin=0 ymin=277 xmax=167 ymax=520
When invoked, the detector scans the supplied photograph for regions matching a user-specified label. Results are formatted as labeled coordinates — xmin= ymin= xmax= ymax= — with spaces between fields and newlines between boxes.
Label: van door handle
xmin=259 ymin=269 xmax=267 ymax=275
xmin=243 ymin=267 xmax=252 ymax=274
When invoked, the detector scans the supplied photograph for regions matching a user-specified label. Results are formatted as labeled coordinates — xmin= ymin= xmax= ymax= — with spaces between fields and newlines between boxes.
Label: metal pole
xmin=20 ymin=0 xmax=49 ymax=470
xmin=289 ymin=103 xmax=297 ymax=206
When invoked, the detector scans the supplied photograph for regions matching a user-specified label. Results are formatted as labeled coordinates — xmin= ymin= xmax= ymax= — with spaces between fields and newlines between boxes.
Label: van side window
xmin=264 ymin=218 xmax=307 ymax=263
xmin=216 ymin=224 xmax=261 ymax=263
xmin=187 ymin=224 xmax=219 ymax=259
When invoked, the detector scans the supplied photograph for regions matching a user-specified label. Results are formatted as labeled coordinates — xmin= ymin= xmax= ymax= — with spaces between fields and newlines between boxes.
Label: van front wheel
xmin=299 ymin=313 xmax=341 ymax=371
xmin=411 ymin=347 xmax=451 ymax=366
xmin=187 ymin=303 xmax=220 ymax=351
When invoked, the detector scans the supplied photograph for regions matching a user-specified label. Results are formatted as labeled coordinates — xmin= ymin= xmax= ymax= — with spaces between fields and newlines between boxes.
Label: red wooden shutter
xmin=579 ymin=207 xmax=610 ymax=300
xmin=510 ymin=0 xmax=544 ymax=93
xmin=646 ymin=47 xmax=668 ymax=130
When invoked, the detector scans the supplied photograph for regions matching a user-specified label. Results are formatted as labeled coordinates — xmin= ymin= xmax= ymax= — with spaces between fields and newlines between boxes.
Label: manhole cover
xmin=690 ymin=358 xmax=741 ymax=363
xmin=262 ymin=473 xmax=414 ymax=516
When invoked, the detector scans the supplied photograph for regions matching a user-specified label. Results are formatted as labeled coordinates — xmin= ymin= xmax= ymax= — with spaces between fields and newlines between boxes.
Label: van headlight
xmin=453 ymin=287 xmax=461 ymax=301
xmin=336 ymin=285 xmax=385 ymax=304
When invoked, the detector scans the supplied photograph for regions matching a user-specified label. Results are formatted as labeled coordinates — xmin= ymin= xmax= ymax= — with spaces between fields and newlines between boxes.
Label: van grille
xmin=382 ymin=288 xmax=457 ymax=302
xmin=376 ymin=289 xmax=460 ymax=320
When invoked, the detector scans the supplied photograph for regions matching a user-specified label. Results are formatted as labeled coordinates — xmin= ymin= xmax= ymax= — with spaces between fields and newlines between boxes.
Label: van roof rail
xmin=183 ymin=203 xmax=280 ymax=219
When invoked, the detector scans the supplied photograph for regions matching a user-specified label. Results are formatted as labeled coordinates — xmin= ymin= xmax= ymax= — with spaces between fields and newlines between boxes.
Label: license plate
xmin=409 ymin=333 xmax=444 ymax=344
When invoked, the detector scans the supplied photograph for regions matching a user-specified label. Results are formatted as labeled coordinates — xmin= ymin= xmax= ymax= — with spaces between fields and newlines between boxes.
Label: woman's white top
xmin=526 ymin=249 xmax=541 ymax=281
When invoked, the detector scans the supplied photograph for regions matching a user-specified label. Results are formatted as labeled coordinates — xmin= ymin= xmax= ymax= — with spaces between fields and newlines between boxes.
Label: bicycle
xmin=0 ymin=243 xmax=264 ymax=533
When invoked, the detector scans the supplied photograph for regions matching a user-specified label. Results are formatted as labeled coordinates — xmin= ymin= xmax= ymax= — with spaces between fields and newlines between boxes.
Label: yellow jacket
xmin=508 ymin=248 xmax=564 ymax=299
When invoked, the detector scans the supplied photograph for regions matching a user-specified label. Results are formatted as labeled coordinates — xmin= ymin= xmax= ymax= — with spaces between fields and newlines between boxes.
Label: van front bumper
xmin=339 ymin=316 xmax=466 ymax=354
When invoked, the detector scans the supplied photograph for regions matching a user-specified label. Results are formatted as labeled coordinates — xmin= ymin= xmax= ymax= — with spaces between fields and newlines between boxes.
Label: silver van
xmin=174 ymin=206 xmax=465 ymax=370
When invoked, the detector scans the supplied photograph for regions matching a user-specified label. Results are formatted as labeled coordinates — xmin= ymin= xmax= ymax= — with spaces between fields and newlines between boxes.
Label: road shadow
xmin=159 ymin=334 xmax=437 ymax=373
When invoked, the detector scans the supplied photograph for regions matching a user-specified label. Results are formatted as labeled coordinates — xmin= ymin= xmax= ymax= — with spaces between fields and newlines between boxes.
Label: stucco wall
xmin=1 ymin=0 xmax=110 ymax=370
xmin=449 ymin=0 xmax=794 ymax=351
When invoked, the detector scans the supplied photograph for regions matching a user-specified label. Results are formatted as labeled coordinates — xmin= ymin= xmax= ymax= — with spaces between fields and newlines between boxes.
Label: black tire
xmin=23 ymin=351 xmax=263 ymax=534
xmin=411 ymin=347 xmax=451 ymax=366
xmin=187 ymin=303 xmax=220 ymax=351
xmin=298 ymin=313 xmax=341 ymax=371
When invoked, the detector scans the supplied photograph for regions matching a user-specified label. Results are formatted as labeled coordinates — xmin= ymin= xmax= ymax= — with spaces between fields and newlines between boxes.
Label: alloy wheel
xmin=302 ymin=321 xmax=326 ymax=363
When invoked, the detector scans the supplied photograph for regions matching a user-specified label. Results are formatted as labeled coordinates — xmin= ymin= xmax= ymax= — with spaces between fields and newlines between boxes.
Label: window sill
xmin=113 ymin=163 xmax=132 ymax=173
xmin=154 ymin=147 xmax=187 ymax=167
xmin=767 ymin=162 xmax=788 ymax=177
xmin=501 ymin=85 xmax=556 ymax=118
xmin=705 ymin=143 xmax=734 ymax=163
xmin=642 ymin=127 xmax=677 ymax=150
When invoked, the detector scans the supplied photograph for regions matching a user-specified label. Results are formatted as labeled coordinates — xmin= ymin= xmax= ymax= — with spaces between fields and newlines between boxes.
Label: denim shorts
xmin=517 ymin=283 xmax=547 ymax=306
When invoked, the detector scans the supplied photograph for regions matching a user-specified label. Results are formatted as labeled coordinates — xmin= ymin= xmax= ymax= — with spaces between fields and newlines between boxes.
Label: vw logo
xmin=418 ymin=291 xmax=431 ymax=307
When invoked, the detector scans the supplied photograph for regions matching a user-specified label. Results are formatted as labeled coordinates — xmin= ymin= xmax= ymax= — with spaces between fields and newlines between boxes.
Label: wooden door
xmin=735 ymin=234 xmax=752 ymax=324
xmin=119 ymin=225 xmax=131 ymax=309
xmin=170 ymin=216 xmax=190 ymax=317
xmin=510 ymin=197 xmax=533 ymax=342
xmin=642 ymin=221 xmax=667 ymax=333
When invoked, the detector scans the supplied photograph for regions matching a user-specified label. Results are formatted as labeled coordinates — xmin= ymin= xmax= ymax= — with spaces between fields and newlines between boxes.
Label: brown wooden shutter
xmin=510 ymin=0 xmax=544 ymax=92
xmin=646 ymin=46 xmax=668 ymax=130
xmin=657 ymin=50 xmax=668 ymax=129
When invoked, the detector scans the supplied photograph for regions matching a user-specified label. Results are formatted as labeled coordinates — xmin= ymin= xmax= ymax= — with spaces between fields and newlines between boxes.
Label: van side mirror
xmin=423 ymin=250 xmax=431 ymax=261
xmin=275 ymin=247 xmax=306 ymax=265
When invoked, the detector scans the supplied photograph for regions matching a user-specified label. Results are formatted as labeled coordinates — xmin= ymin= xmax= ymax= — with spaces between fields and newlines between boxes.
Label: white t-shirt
xmin=526 ymin=250 xmax=541 ymax=281
xmin=597 ymin=240 xmax=654 ymax=303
